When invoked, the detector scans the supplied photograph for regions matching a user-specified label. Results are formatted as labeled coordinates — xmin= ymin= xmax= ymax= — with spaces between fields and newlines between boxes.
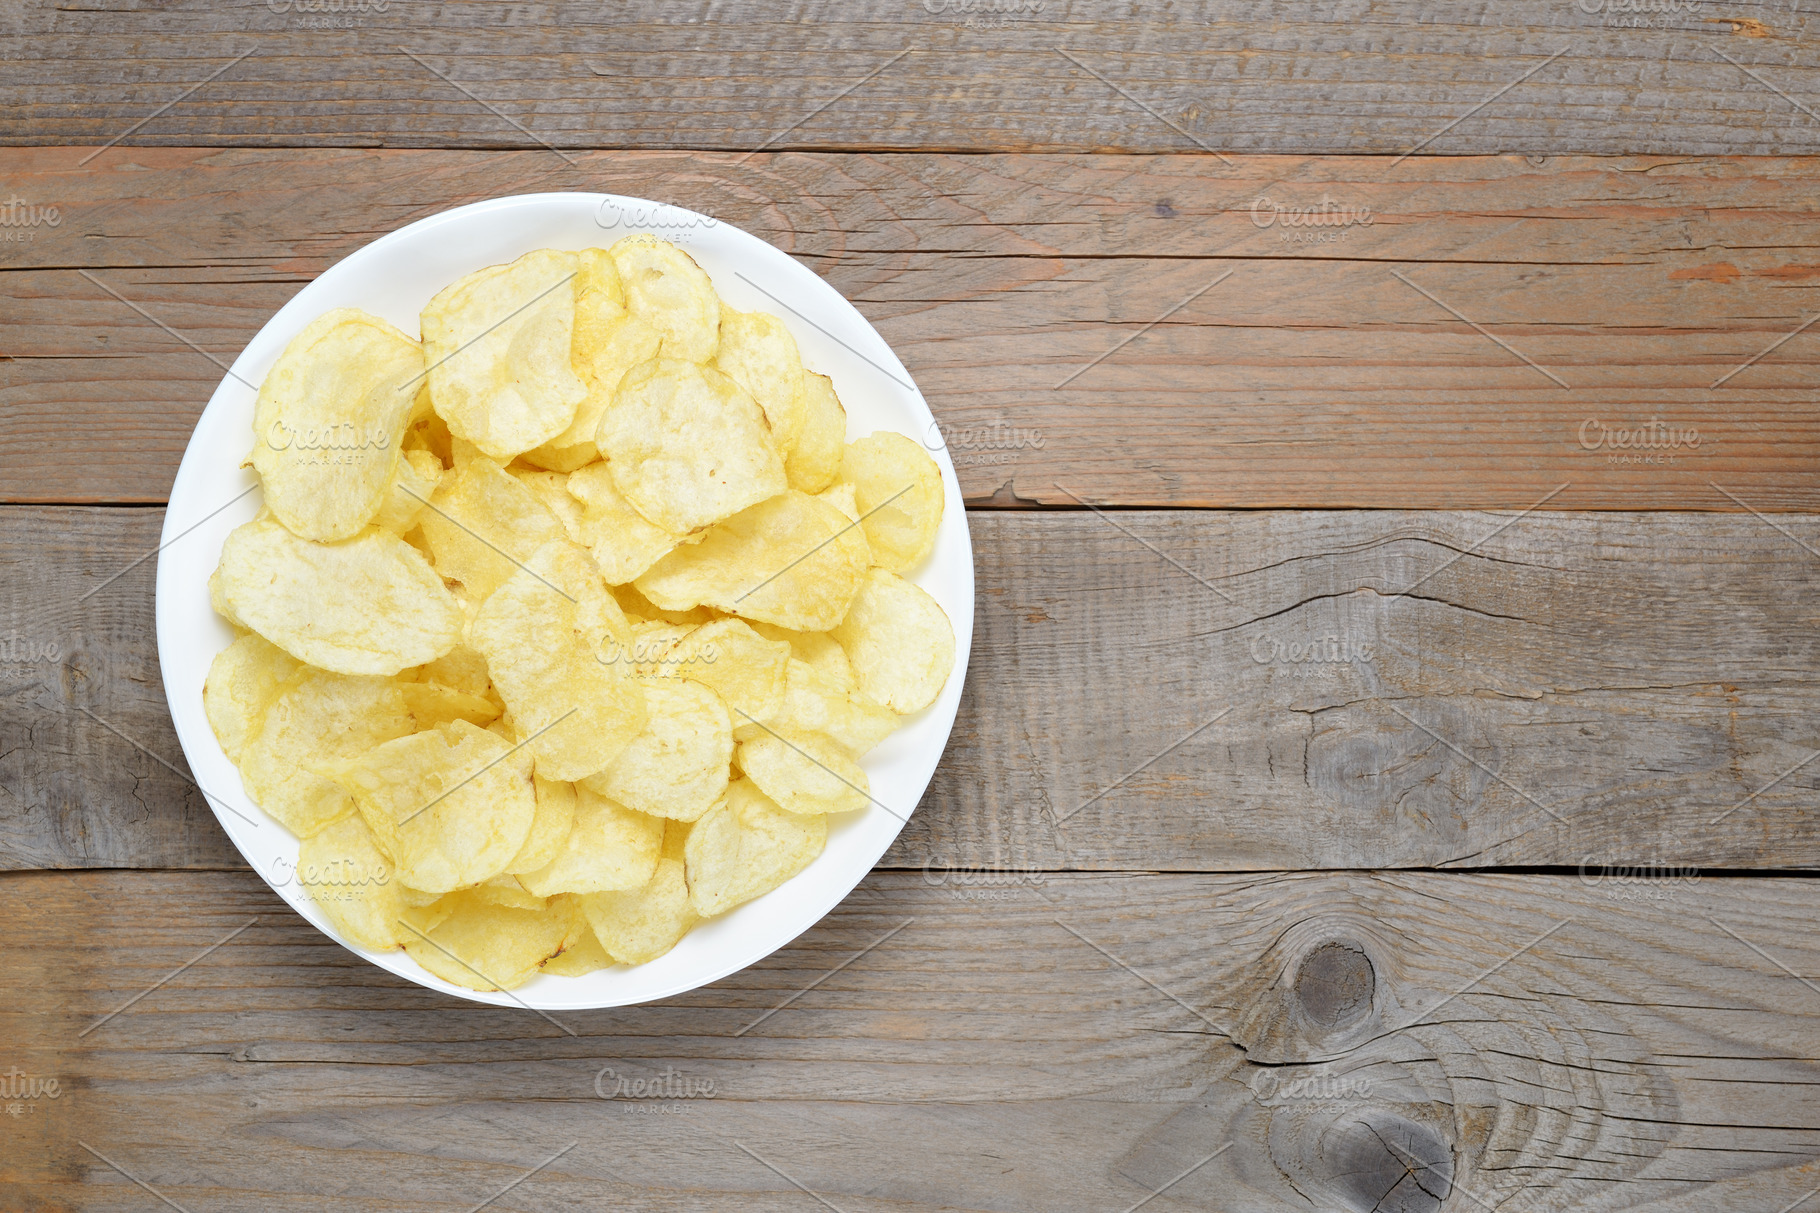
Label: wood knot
xmin=1294 ymin=941 xmax=1374 ymax=1030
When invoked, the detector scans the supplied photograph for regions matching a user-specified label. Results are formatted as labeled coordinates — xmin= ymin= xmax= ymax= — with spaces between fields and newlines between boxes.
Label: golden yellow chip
xmin=736 ymin=726 xmax=870 ymax=815
xmin=596 ymin=358 xmax=786 ymax=534
xmin=567 ymin=462 xmax=685 ymax=583
xmin=786 ymin=371 xmax=847 ymax=494
xmin=608 ymin=236 xmax=720 ymax=364
xmin=468 ymin=539 xmax=647 ymax=781
xmin=715 ymin=309 xmax=806 ymax=452
xmin=748 ymin=622 xmax=854 ymax=690
xmin=541 ymin=920 xmax=615 ymax=976
xmin=208 ymin=565 xmax=245 ymax=628
xmin=204 ymin=632 xmax=301 ymax=764
xmin=403 ymin=411 xmax=454 ymax=466
xmin=509 ymin=468 xmax=586 ymax=542
xmin=611 ymin=582 xmax=719 ymax=627
xmin=372 ymin=448 xmax=444 ymax=535
xmin=817 ymin=480 xmax=858 ymax=522
xmin=248 ymin=308 xmax=423 ymax=542
xmin=418 ymin=456 xmax=566 ymax=604
xmin=831 ymin=568 xmax=955 ymax=714
xmin=400 ymin=889 xmax=579 ymax=991
xmin=684 ymin=780 xmax=827 ymax=917
xmin=580 ymin=848 xmax=698 ymax=965
xmin=520 ymin=784 xmax=663 ymax=896
xmin=237 ymin=669 xmax=423 ymax=838
xmin=216 ymin=517 xmax=462 ymax=676
xmin=298 ymin=813 xmax=405 ymax=951
xmin=735 ymin=658 xmax=897 ymax=757
xmin=662 ymin=618 xmax=790 ymax=724
xmin=839 ymin=432 xmax=944 ymax=573
xmin=507 ymin=775 xmax=578 ymax=876
xmin=402 ymin=643 xmax=492 ymax=698
xmin=580 ymin=677 xmax=731 ymax=821
xmin=469 ymin=874 xmax=548 ymax=912
xmin=634 ymin=490 xmax=867 ymax=632
xmin=328 ymin=719 xmax=536 ymax=894
xmin=421 ymin=248 xmax=588 ymax=460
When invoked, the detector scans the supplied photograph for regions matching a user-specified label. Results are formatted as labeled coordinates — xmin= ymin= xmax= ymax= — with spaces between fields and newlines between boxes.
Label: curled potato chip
xmin=469 ymin=874 xmax=548 ymax=912
xmin=421 ymin=249 xmax=588 ymax=460
xmin=662 ymin=618 xmax=789 ymax=725
xmin=737 ymin=726 xmax=870 ymax=815
xmin=734 ymin=658 xmax=896 ymax=757
xmin=749 ymin=622 xmax=853 ymax=690
xmin=542 ymin=920 xmax=615 ymax=976
xmin=611 ymin=582 xmax=718 ymax=627
xmin=217 ymin=517 xmax=461 ymax=676
xmin=204 ymin=632 xmax=301 ymax=763
xmin=567 ymin=462 xmax=685 ymax=583
xmin=608 ymin=236 xmax=720 ymax=364
xmin=597 ymin=359 xmax=786 ymax=534
xmin=398 ymin=681 xmax=499 ymax=730
xmin=468 ymin=539 xmax=647 ymax=781
xmin=508 ymin=776 xmax=579 ymax=876
xmin=580 ymin=844 xmax=698 ymax=965
xmin=237 ymin=670 xmax=424 ymax=838
xmin=373 ymin=448 xmax=444 ymax=536
xmin=830 ymin=568 xmax=955 ymax=714
xmin=328 ymin=719 xmax=536 ymax=894
xmin=298 ymin=813 xmax=406 ymax=952
xmin=401 ymin=890 xmax=579 ymax=991
xmin=520 ymin=783 xmax=662 ymax=896
xmin=684 ymin=780 xmax=827 ymax=917
xmin=839 ymin=432 xmax=944 ymax=573
xmin=786 ymin=371 xmax=847 ymax=494
xmin=208 ymin=565 xmax=245 ymax=629
xmin=634 ymin=490 xmax=867 ymax=632
xmin=580 ymin=678 xmax=731 ymax=821
xmin=510 ymin=468 xmax=586 ymax=543
xmin=402 ymin=643 xmax=491 ymax=698
xmin=249 ymin=308 xmax=423 ymax=542
xmin=418 ymin=457 xmax=566 ymax=604
xmin=715 ymin=309 xmax=805 ymax=452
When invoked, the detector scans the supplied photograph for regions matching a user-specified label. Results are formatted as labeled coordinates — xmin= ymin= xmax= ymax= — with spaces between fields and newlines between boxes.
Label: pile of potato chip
xmin=204 ymin=236 xmax=954 ymax=990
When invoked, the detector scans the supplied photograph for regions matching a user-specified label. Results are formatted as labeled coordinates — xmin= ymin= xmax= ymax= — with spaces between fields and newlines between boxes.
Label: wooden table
xmin=8 ymin=7 xmax=1820 ymax=1210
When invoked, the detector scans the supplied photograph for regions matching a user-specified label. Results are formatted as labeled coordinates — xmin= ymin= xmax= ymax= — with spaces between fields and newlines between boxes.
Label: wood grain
xmin=13 ymin=504 xmax=1820 ymax=874
xmin=7 ymin=868 xmax=1820 ymax=1211
xmin=5 ymin=3 xmax=1820 ymax=155
xmin=5 ymin=147 xmax=1820 ymax=509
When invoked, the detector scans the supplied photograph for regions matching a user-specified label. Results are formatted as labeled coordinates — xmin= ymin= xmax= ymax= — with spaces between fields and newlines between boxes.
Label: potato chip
xmin=735 ymin=658 xmax=897 ymax=757
xmin=328 ymin=719 xmax=536 ymax=894
xmin=567 ymin=462 xmax=685 ymax=583
xmin=400 ymin=889 xmax=579 ymax=991
xmin=469 ymin=874 xmax=548 ymax=912
xmin=418 ymin=456 xmax=567 ymax=604
xmin=510 ymin=468 xmax=586 ymax=543
xmin=403 ymin=411 xmax=454 ymax=466
xmin=217 ymin=517 xmax=461 ymax=676
xmin=634 ymin=490 xmax=867 ymax=632
xmin=208 ymin=565 xmax=245 ymax=629
xmin=611 ymin=582 xmax=718 ymax=627
xmin=298 ymin=813 xmax=406 ymax=951
xmin=603 ymin=620 xmax=695 ymax=680
xmin=597 ymin=359 xmax=786 ymax=534
xmin=402 ymin=643 xmax=492 ymax=698
xmin=421 ymin=248 xmax=588 ymax=460
xmin=662 ymin=618 xmax=789 ymax=725
xmin=608 ymin=236 xmax=720 ymax=364
xmin=736 ymin=726 xmax=870 ymax=815
xmin=248 ymin=308 xmax=423 ymax=542
xmin=204 ymin=632 xmax=300 ymax=763
xmin=786 ymin=371 xmax=847 ymax=494
xmin=749 ymin=622 xmax=853 ymax=690
xmin=684 ymin=780 xmax=827 ymax=917
xmin=398 ymin=681 xmax=500 ymax=729
xmin=237 ymin=670 xmax=424 ymax=838
xmin=580 ymin=847 xmax=697 ymax=965
xmin=831 ymin=568 xmax=956 ymax=714
xmin=372 ymin=448 xmax=444 ymax=535
xmin=520 ymin=784 xmax=662 ymax=896
xmin=716 ymin=309 xmax=805 ymax=452
xmin=541 ymin=920 xmax=615 ymax=976
xmin=524 ymin=248 xmax=665 ymax=471
xmin=580 ymin=678 xmax=731 ymax=821
xmin=507 ymin=776 xmax=578 ymax=876
xmin=839 ymin=432 xmax=944 ymax=572
xmin=468 ymin=539 xmax=647 ymax=781
xmin=817 ymin=480 xmax=859 ymax=522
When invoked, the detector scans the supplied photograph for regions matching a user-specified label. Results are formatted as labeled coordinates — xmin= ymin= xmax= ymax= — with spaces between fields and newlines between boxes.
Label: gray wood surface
xmin=7 ymin=148 xmax=1820 ymax=509
xmin=8 ymin=868 xmax=1820 ymax=1211
xmin=7 ymin=3 xmax=1820 ymax=156
xmin=13 ymin=505 xmax=1820 ymax=874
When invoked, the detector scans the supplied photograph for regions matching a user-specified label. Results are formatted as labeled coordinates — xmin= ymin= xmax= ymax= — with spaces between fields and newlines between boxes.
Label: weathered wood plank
xmin=12 ymin=505 xmax=1820 ymax=873
xmin=7 ymin=868 xmax=1820 ymax=1210
xmin=6 ymin=148 xmax=1820 ymax=509
xmin=4 ymin=4 xmax=1820 ymax=155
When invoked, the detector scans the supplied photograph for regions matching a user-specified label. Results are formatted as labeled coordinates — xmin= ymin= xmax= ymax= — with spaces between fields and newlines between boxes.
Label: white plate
xmin=154 ymin=193 xmax=974 ymax=1010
